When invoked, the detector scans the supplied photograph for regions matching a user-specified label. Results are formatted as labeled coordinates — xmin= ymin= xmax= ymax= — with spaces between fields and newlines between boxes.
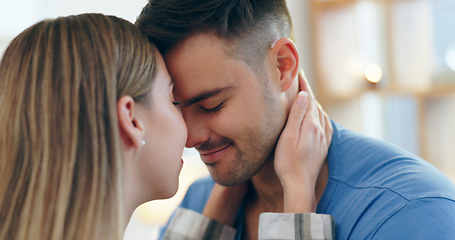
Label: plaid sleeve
xmin=162 ymin=208 xmax=237 ymax=240
xmin=258 ymin=212 xmax=335 ymax=240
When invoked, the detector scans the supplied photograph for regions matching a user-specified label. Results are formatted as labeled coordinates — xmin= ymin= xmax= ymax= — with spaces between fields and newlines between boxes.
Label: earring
xmin=141 ymin=140 xmax=146 ymax=146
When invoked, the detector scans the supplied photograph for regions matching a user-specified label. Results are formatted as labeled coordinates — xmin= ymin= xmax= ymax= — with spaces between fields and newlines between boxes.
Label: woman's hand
xmin=274 ymin=71 xmax=333 ymax=213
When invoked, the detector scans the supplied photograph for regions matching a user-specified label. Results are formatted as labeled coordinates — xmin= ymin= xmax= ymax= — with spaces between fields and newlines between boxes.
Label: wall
xmin=0 ymin=0 xmax=147 ymax=55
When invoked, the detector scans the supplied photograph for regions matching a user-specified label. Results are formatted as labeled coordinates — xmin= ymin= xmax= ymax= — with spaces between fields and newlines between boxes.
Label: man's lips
xmin=198 ymin=144 xmax=232 ymax=164
xmin=199 ymin=144 xmax=231 ymax=156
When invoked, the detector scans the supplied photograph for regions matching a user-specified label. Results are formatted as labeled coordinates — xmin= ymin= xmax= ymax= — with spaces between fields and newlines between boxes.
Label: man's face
xmin=165 ymin=33 xmax=286 ymax=186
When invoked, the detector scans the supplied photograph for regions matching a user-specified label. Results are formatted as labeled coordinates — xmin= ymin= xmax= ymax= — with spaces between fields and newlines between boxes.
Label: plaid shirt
xmin=162 ymin=208 xmax=335 ymax=240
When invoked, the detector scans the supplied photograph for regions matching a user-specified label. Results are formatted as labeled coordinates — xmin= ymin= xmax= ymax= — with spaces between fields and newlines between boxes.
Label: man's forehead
xmin=172 ymin=75 xmax=225 ymax=94
xmin=176 ymin=85 xmax=234 ymax=107
xmin=169 ymin=63 xmax=238 ymax=102
xmin=165 ymin=33 xmax=226 ymax=60
xmin=170 ymin=60 xmax=241 ymax=96
xmin=164 ymin=33 xmax=253 ymax=103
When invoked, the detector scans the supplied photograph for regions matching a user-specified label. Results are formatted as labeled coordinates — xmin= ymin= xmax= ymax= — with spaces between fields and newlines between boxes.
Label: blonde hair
xmin=0 ymin=13 xmax=156 ymax=240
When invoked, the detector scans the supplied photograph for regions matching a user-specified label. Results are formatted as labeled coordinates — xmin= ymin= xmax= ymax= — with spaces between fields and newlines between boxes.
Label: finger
xmin=313 ymin=98 xmax=320 ymax=128
xmin=283 ymin=91 xmax=309 ymax=140
xmin=324 ymin=112 xmax=333 ymax=147
xmin=318 ymin=106 xmax=325 ymax=133
xmin=299 ymin=91 xmax=317 ymax=140
xmin=298 ymin=70 xmax=315 ymax=98
xmin=298 ymin=70 xmax=327 ymax=133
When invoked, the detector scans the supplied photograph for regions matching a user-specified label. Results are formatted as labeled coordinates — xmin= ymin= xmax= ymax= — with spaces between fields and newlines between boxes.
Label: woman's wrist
xmin=280 ymin=174 xmax=316 ymax=193
xmin=282 ymin=181 xmax=317 ymax=213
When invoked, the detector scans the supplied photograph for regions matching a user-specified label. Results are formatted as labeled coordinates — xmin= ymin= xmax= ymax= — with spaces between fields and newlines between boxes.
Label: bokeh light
xmin=365 ymin=63 xmax=383 ymax=83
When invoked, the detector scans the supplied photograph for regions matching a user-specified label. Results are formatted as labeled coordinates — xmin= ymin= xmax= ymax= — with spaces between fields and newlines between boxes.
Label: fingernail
xmin=297 ymin=91 xmax=308 ymax=105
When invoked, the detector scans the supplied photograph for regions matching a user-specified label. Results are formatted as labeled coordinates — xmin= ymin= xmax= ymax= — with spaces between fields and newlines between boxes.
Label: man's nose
xmin=184 ymin=115 xmax=210 ymax=148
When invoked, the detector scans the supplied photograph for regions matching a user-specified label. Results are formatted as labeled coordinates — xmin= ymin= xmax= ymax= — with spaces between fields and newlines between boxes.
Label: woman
xmin=0 ymin=13 xmax=333 ymax=240
xmin=0 ymin=13 xmax=185 ymax=240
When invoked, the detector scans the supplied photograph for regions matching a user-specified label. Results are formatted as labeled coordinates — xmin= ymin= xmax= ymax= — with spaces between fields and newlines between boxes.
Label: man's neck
xmin=248 ymin=156 xmax=329 ymax=213
xmin=249 ymin=158 xmax=284 ymax=212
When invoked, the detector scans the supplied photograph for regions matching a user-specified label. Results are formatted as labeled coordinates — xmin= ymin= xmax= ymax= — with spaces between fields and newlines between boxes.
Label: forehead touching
xmin=152 ymin=52 xmax=173 ymax=87
xmin=164 ymin=33 xmax=250 ymax=100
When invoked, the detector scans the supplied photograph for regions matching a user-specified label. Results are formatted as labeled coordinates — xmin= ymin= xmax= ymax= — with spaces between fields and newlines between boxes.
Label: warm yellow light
xmin=364 ymin=63 xmax=382 ymax=83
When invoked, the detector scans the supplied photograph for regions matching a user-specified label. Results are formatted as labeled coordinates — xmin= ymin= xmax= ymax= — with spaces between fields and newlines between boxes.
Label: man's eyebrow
xmin=182 ymin=87 xmax=232 ymax=107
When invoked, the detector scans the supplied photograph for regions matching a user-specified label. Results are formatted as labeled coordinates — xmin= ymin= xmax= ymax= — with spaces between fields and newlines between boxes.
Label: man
xmin=136 ymin=0 xmax=455 ymax=239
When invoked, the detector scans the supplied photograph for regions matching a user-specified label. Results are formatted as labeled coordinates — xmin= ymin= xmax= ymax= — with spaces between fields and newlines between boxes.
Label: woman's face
xmin=136 ymin=53 xmax=187 ymax=200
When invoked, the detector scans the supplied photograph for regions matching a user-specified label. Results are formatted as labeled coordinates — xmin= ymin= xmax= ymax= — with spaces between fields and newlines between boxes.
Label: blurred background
xmin=1 ymin=0 xmax=454 ymax=239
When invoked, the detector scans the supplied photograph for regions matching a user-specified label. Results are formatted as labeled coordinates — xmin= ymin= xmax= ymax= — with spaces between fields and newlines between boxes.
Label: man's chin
xmin=215 ymin=180 xmax=246 ymax=187
xmin=209 ymin=170 xmax=252 ymax=187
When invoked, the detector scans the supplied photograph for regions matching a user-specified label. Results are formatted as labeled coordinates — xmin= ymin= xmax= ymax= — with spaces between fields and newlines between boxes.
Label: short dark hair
xmin=136 ymin=0 xmax=293 ymax=72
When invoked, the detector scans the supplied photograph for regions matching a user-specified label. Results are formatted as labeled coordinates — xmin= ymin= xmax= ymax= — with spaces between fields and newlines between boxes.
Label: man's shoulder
xmin=329 ymin=122 xmax=455 ymax=199
xmin=325 ymin=123 xmax=455 ymax=239
xmin=187 ymin=175 xmax=216 ymax=193
xmin=369 ymin=197 xmax=455 ymax=239
xmin=179 ymin=175 xmax=215 ymax=212
xmin=330 ymin=122 xmax=417 ymax=162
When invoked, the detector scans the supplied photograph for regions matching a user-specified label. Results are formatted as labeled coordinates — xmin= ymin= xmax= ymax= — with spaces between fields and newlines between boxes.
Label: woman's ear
xmin=117 ymin=95 xmax=145 ymax=150
xmin=270 ymin=38 xmax=299 ymax=92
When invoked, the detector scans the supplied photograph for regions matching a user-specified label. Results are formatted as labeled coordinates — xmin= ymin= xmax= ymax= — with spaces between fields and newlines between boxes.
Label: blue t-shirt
xmin=160 ymin=122 xmax=455 ymax=239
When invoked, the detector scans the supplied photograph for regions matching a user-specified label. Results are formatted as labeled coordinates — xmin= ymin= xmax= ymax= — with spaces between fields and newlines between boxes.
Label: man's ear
xmin=270 ymin=38 xmax=299 ymax=92
xmin=117 ymin=95 xmax=145 ymax=150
